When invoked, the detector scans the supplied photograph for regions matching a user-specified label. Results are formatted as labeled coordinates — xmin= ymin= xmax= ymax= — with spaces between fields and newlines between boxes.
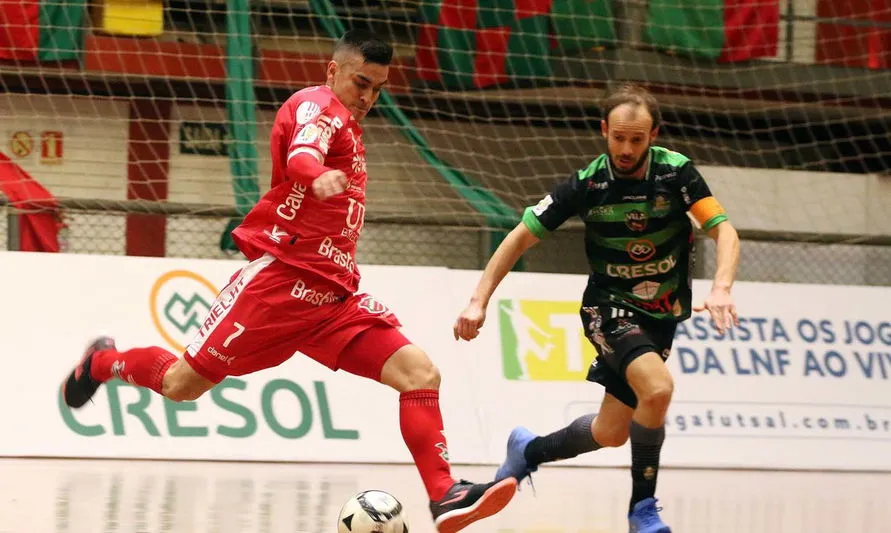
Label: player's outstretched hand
xmin=312 ymin=169 xmax=348 ymax=200
xmin=453 ymin=300 xmax=487 ymax=341
xmin=693 ymin=285 xmax=739 ymax=335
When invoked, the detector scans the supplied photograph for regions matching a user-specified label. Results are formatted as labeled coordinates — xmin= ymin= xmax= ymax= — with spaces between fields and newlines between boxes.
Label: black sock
xmin=629 ymin=420 xmax=665 ymax=514
xmin=523 ymin=414 xmax=601 ymax=467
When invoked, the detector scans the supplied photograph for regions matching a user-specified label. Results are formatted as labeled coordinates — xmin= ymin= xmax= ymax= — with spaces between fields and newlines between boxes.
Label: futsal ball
xmin=337 ymin=490 xmax=409 ymax=533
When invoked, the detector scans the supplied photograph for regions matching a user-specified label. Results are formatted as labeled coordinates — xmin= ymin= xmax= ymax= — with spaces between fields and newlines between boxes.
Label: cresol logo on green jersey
xmin=498 ymin=299 xmax=597 ymax=381
xmin=58 ymin=378 xmax=359 ymax=440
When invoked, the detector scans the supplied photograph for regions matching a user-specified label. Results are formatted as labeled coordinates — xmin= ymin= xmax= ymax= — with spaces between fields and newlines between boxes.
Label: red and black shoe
xmin=429 ymin=477 xmax=517 ymax=533
xmin=61 ymin=336 xmax=116 ymax=408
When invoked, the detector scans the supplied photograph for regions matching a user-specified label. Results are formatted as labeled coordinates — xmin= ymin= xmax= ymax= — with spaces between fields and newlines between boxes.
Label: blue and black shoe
xmin=628 ymin=497 xmax=671 ymax=533
xmin=494 ymin=426 xmax=539 ymax=485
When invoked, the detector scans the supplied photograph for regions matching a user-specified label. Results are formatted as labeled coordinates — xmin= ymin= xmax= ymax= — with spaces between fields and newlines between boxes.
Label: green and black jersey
xmin=523 ymin=146 xmax=728 ymax=323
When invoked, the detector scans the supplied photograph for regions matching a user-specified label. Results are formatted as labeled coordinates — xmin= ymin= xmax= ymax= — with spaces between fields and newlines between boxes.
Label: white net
xmin=0 ymin=0 xmax=888 ymax=282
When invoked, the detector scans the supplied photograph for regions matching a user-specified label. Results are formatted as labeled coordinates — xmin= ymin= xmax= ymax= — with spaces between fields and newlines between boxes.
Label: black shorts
xmin=579 ymin=298 xmax=677 ymax=409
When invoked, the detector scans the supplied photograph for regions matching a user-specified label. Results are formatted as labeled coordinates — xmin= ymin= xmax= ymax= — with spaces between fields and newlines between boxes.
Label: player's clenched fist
xmin=312 ymin=169 xmax=348 ymax=200
xmin=453 ymin=301 xmax=487 ymax=341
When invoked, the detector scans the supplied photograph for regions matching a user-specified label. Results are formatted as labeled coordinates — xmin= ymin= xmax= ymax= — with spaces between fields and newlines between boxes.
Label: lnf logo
xmin=498 ymin=299 xmax=598 ymax=381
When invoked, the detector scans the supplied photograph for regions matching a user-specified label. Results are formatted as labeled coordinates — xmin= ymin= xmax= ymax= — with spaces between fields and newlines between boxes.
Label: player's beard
xmin=609 ymin=145 xmax=651 ymax=178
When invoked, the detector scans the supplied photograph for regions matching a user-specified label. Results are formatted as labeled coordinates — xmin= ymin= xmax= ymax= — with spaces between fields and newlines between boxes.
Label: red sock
xmin=400 ymin=389 xmax=455 ymax=501
xmin=90 ymin=346 xmax=177 ymax=395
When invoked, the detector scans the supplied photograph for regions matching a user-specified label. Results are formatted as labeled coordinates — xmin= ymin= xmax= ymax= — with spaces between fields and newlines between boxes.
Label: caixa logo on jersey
xmin=149 ymin=270 xmax=220 ymax=353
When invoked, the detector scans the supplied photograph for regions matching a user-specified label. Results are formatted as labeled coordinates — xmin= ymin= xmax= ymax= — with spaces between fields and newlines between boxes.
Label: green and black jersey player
xmin=454 ymin=85 xmax=740 ymax=533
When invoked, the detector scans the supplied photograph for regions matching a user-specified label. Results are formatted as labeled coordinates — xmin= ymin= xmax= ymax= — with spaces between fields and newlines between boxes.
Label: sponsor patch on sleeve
xmin=295 ymin=123 xmax=320 ymax=144
xmin=531 ymin=194 xmax=554 ymax=216
xmin=295 ymin=101 xmax=322 ymax=125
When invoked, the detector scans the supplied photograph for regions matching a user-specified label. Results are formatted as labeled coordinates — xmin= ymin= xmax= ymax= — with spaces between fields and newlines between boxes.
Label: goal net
xmin=0 ymin=0 xmax=888 ymax=284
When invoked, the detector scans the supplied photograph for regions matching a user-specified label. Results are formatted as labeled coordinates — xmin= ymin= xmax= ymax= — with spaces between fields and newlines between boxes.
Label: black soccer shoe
xmin=61 ymin=336 xmax=116 ymax=408
xmin=429 ymin=477 xmax=517 ymax=533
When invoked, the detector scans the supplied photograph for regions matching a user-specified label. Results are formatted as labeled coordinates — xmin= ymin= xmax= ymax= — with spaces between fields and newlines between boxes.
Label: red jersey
xmin=231 ymin=85 xmax=367 ymax=294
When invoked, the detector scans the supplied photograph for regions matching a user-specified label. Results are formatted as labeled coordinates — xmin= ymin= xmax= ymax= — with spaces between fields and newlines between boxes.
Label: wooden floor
xmin=0 ymin=458 xmax=887 ymax=533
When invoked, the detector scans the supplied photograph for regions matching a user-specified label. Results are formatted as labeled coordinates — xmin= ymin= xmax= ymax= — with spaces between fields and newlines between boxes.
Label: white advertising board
xmin=0 ymin=251 xmax=888 ymax=471
xmin=0 ymin=252 xmax=469 ymax=465
xmin=448 ymin=270 xmax=891 ymax=471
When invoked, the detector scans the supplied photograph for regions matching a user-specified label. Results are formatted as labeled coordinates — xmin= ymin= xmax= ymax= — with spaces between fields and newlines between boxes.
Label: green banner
xmin=38 ymin=0 xmax=88 ymax=61
xmin=550 ymin=0 xmax=617 ymax=52
xmin=220 ymin=0 xmax=261 ymax=251
xmin=645 ymin=0 xmax=725 ymax=59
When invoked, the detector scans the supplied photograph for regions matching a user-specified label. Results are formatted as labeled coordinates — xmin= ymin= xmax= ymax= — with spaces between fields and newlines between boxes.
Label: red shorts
xmin=183 ymin=253 xmax=411 ymax=383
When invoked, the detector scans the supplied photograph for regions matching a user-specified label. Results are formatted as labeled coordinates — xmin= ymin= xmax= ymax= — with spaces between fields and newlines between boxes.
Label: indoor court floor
xmin=0 ymin=458 xmax=886 ymax=533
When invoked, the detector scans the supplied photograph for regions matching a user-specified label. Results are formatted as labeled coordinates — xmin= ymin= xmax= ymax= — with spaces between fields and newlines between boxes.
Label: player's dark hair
xmin=601 ymin=84 xmax=662 ymax=130
xmin=334 ymin=29 xmax=393 ymax=66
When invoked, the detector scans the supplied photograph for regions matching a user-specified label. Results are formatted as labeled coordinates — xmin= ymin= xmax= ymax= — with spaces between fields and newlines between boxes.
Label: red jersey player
xmin=61 ymin=29 xmax=516 ymax=532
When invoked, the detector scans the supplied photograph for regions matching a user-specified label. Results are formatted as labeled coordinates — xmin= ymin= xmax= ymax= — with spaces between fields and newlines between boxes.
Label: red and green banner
xmin=0 ymin=0 xmax=88 ymax=62
xmin=645 ymin=0 xmax=779 ymax=63
xmin=416 ymin=0 xmax=615 ymax=90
